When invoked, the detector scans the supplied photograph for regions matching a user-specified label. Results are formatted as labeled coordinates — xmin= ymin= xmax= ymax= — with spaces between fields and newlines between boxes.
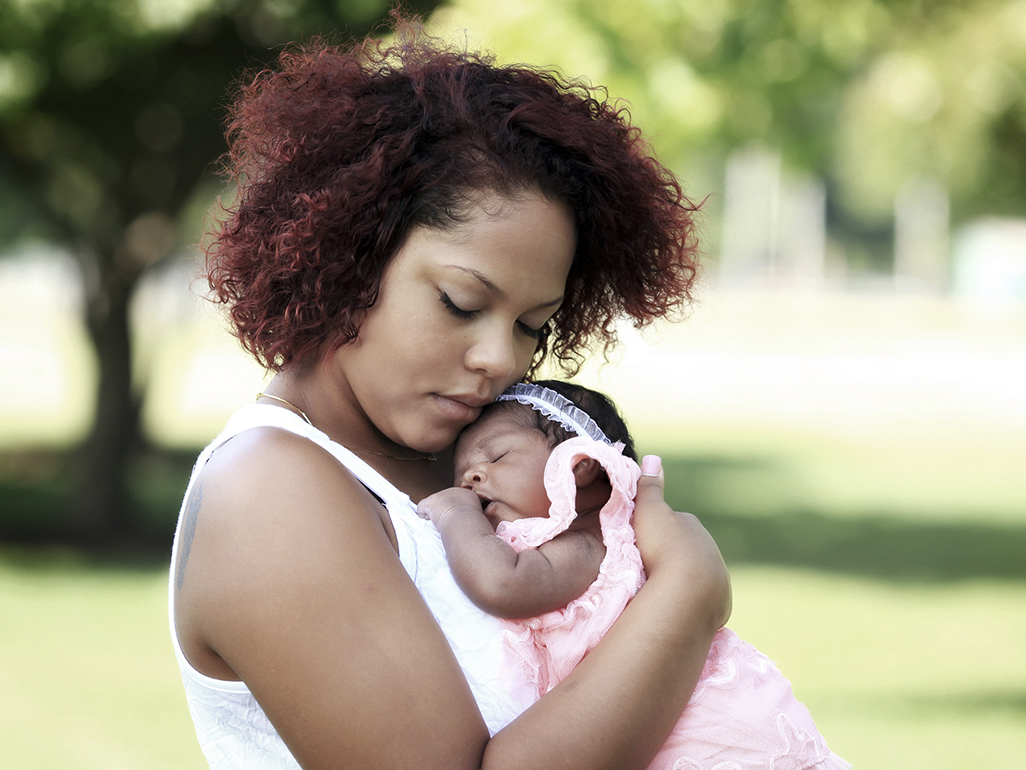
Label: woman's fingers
xmin=633 ymin=454 xmax=672 ymax=551
xmin=634 ymin=454 xmax=666 ymax=514
xmin=632 ymin=454 xmax=732 ymax=627
xmin=640 ymin=454 xmax=663 ymax=478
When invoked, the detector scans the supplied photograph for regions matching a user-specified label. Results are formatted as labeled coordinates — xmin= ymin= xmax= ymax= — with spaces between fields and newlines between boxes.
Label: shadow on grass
xmin=1 ymin=449 xmax=1024 ymax=582
xmin=0 ymin=448 xmax=191 ymax=567
xmin=905 ymin=691 xmax=1026 ymax=717
xmin=847 ymin=690 xmax=1026 ymax=717
xmin=662 ymin=455 xmax=1026 ymax=583
xmin=698 ymin=509 xmax=1026 ymax=582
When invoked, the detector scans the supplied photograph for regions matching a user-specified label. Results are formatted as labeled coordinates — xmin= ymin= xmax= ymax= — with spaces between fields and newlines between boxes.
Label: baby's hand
xmin=417 ymin=487 xmax=484 ymax=527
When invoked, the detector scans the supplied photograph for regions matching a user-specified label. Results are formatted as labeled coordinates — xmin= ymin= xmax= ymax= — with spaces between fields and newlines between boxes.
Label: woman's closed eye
xmin=516 ymin=320 xmax=547 ymax=340
xmin=441 ymin=291 xmax=547 ymax=340
xmin=439 ymin=291 xmax=476 ymax=320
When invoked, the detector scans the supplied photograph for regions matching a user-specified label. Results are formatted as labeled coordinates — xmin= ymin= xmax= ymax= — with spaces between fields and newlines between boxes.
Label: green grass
xmin=641 ymin=421 xmax=1026 ymax=525
xmin=729 ymin=568 xmax=1026 ymax=768
xmin=2 ymin=415 xmax=1025 ymax=768
xmin=0 ymin=548 xmax=206 ymax=770
xmin=2 ymin=421 xmax=1025 ymax=768
xmin=2 ymin=551 xmax=1023 ymax=768
xmin=3 ymin=283 xmax=1024 ymax=767
xmin=5 ymin=230 xmax=1025 ymax=766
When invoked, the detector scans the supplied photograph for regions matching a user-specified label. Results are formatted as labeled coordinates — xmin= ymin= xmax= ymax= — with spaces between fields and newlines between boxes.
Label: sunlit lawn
xmin=0 ymin=548 xmax=205 ymax=770
xmin=2 ymin=543 xmax=1024 ymax=769
xmin=3 ymin=415 xmax=1025 ymax=769
xmin=648 ymin=424 xmax=1026 ymax=767
xmin=728 ymin=568 xmax=1026 ymax=768
xmin=2 ymin=264 xmax=1025 ymax=767
xmin=2 ymin=422 xmax=1024 ymax=768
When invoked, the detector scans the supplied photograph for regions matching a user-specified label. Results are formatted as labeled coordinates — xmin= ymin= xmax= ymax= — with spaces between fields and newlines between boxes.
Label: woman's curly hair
xmin=206 ymin=18 xmax=701 ymax=375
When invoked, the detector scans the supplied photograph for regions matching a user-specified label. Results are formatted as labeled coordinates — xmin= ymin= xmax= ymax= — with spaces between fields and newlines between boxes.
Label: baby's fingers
xmin=416 ymin=490 xmax=449 ymax=520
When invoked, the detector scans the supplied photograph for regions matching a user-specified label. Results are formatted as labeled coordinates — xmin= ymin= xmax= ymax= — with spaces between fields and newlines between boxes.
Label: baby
xmin=419 ymin=381 xmax=850 ymax=770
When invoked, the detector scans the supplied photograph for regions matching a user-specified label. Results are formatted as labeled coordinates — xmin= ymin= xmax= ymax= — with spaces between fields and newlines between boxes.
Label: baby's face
xmin=453 ymin=411 xmax=553 ymax=527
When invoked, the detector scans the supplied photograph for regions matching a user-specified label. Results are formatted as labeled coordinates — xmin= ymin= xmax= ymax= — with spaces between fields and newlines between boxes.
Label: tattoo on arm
xmin=175 ymin=483 xmax=203 ymax=591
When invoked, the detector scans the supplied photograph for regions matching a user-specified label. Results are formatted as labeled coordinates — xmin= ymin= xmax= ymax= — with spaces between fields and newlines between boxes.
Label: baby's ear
xmin=572 ymin=457 xmax=603 ymax=488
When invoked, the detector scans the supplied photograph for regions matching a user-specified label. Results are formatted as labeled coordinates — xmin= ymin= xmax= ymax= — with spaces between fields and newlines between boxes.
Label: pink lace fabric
xmin=496 ymin=437 xmax=851 ymax=770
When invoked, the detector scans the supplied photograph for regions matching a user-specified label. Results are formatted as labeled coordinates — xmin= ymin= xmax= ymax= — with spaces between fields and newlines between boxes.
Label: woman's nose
xmin=465 ymin=324 xmax=518 ymax=380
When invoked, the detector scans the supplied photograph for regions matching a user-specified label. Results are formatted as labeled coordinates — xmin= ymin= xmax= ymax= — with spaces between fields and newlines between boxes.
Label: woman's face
xmin=330 ymin=190 xmax=576 ymax=453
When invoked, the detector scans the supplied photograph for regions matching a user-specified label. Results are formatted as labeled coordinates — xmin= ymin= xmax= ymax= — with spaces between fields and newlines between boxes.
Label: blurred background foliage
xmin=1 ymin=2 xmax=1025 ymax=768
xmin=430 ymin=0 xmax=1026 ymax=219
xmin=0 ymin=0 xmax=440 ymax=537
xmin=1 ymin=0 xmax=1024 ymax=538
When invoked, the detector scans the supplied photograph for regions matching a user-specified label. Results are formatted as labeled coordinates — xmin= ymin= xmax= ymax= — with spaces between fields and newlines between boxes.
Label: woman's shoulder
xmin=193 ymin=425 xmax=392 ymax=545
xmin=202 ymin=424 xmax=334 ymax=476
xmin=175 ymin=423 xmax=407 ymax=647
xmin=201 ymin=425 xmax=352 ymax=489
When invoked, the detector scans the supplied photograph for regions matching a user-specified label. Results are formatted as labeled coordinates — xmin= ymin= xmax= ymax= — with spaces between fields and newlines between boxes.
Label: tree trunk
xmin=68 ymin=254 xmax=142 ymax=539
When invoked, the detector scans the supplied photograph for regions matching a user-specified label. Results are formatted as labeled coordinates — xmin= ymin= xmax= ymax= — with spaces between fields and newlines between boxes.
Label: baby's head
xmin=453 ymin=381 xmax=635 ymax=527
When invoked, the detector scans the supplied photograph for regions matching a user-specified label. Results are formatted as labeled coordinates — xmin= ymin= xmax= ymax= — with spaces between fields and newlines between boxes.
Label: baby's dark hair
xmin=532 ymin=380 xmax=637 ymax=462
xmin=475 ymin=380 xmax=637 ymax=462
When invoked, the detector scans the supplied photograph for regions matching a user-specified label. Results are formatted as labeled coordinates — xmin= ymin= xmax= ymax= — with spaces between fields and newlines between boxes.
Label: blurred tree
xmin=431 ymin=0 xmax=1026 ymax=231
xmin=0 ymin=0 xmax=440 ymax=538
xmin=835 ymin=1 xmax=1026 ymax=223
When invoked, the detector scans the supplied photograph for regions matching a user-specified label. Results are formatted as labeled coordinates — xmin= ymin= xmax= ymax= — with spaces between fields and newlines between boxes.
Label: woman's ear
xmin=572 ymin=457 xmax=603 ymax=488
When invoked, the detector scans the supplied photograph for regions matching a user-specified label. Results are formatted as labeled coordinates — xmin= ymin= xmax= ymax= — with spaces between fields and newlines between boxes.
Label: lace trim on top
xmin=498 ymin=383 xmax=612 ymax=444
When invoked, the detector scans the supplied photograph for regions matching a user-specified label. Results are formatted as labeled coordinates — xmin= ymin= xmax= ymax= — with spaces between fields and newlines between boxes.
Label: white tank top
xmin=168 ymin=404 xmax=533 ymax=769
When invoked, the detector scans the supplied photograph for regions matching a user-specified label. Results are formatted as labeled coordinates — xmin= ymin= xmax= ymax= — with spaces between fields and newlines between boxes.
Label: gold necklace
xmin=254 ymin=392 xmax=437 ymax=462
xmin=347 ymin=446 xmax=438 ymax=462
xmin=255 ymin=392 xmax=312 ymax=424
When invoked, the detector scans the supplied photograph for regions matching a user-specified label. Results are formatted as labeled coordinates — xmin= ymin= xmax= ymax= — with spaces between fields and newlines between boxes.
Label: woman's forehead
xmin=398 ymin=190 xmax=574 ymax=277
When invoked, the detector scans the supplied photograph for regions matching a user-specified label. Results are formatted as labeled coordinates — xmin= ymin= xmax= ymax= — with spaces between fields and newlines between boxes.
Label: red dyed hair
xmin=206 ymin=18 xmax=701 ymax=374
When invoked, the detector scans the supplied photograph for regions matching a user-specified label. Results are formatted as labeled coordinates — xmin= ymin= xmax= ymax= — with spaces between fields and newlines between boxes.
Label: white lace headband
xmin=497 ymin=383 xmax=612 ymax=444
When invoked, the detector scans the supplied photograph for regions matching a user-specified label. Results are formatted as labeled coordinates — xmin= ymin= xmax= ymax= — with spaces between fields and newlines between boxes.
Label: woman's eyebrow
xmin=443 ymin=264 xmax=564 ymax=308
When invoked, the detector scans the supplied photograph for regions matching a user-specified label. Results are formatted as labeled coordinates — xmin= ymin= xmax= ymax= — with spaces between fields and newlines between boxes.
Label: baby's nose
xmin=460 ymin=465 xmax=487 ymax=488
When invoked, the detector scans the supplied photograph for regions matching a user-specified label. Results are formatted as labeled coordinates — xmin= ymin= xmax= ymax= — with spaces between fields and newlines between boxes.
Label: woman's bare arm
xmin=175 ymin=429 xmax=491 ymax=769
xmin=177 ymin=437 xmax=728 ymax=770
xmin=419 ymin=487 xmax=604 ymax=618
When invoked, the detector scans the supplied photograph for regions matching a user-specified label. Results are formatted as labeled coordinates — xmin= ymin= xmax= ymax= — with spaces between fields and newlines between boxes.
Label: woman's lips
xmin=433 ymin=393 xmax=487 ymax=423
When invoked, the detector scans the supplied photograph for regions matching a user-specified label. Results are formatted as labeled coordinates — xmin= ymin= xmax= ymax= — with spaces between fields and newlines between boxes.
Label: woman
xmin=169 ymin=20 xmax=730 ymax=770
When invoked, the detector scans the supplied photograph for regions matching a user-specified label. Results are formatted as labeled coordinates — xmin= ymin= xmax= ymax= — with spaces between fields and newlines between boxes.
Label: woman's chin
xmin=399 ymin=428 xmax=459 ymax=456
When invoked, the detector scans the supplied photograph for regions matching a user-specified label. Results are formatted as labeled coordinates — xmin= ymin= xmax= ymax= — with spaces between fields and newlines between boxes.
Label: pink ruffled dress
xmin=496 ymin=437 xmax=851 ymax=770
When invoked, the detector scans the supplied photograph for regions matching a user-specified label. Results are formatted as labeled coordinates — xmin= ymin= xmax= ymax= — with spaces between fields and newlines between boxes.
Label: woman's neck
xmin=263 ymin=369 xmax=455 ymax=502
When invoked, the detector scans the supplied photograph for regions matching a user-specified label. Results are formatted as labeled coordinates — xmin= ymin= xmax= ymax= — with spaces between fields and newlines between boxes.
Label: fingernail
xmin=641 ymin=455 xmax=661 ymax=476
